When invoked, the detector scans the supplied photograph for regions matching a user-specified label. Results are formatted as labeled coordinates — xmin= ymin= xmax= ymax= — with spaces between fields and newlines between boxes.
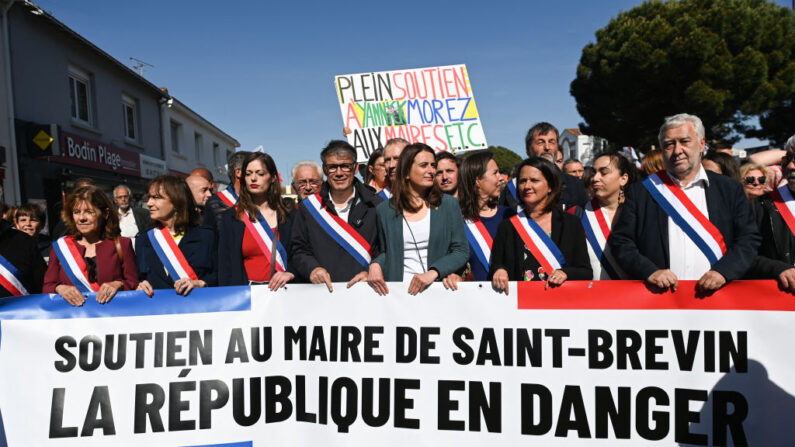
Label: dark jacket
xmin=372 ymin=194 xmax=469 ymax=281
xmin=290 ymin=180 xmax=382 ymax=282
xmin=217 ymin=207 xmax=293 ymax=286
xmin=130 ymin=207 xmax=151 ymax=233
xmin=747 ymin=193 xmax=795 ymax=278
xmin=610 ymin=171 xmax=760 ymax=281
xmin=202 ymin=193 xmax=232 ymax=233
xmin=500 ymin=162 xmax=587 ymax=210
xmin=488 ymin=207 xmax=592 ymax=281
xmin=0 ymin=221 xmax=47 ymax=297
xmin=43 ymin=236 xmax=139 ymax=292
xmin=135 ymin=225 xmax=218 ymax=289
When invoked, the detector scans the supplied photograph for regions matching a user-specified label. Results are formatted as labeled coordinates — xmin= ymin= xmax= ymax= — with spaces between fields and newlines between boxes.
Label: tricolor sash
xmin=506 ymin=178 xmax=518 ymax=202
xmin=580 ymin=200 xmax=626 ymax=280
xmin=242 ymin=210 xmax=287 ymax=272
xmin=509 ymin=212 xmax=566 ymax=274
xmin=464 ymin=218 xmax=494 ymax=270
xmin=642 ymin=171 xmax=727 ymax=265
xmin=217 ymin=186 xmax=238 ymax=207
xmin=303 ymin=194 xmax=373 ymax=267
xmin=377 ymin=187 xmax=392 ymax=201
xmin=52 ymin=236 xmax=100 ymax=293
xmin=0 ymin=253 xmax=28 ymax=296
xmin=147 ymin=227 xmax=199 ymax=281
xmin=770 ymin=184 xmax=795 ymax=238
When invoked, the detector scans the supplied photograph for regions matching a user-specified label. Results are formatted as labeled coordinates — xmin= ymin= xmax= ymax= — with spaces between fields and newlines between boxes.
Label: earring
xmin=619 ymin=187 xmax=625 ymax=203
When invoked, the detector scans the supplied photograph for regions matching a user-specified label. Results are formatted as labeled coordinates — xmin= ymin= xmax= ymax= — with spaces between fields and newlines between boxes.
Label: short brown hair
xmin=390 ymin=143 xmax=442 ymax=215
xmin=62 ymin=186 xmax=120 ymax=239
xmin=147 ymin=175 xmax=199 ymax=233
xmin=15 ymin=203 xmax=46 ymax=226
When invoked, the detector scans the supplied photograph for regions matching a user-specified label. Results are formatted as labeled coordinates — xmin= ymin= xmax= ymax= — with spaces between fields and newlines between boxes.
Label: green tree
xmin=570 ymin=0 xmax=795 ymax=150
xmin=460 ymin=146 xmax=523 ymax=173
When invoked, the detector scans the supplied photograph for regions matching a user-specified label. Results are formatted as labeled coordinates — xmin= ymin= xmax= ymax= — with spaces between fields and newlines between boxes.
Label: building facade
xmin=559 ymin=128 xmax=608 ymax=167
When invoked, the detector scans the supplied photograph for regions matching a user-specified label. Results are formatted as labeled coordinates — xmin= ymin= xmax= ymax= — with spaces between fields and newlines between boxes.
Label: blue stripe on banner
xmin=184 ymin=442 xmax=252 ymax=447
xmin=0 ymin=408 xmax=8 ymax=447
xmin=0 ymin=286 xmax=251 ymax=320
xmin=148 ymin=229 xmax=181 ymax=280
xmin=464 ymin=227 xmax=489 ymax=270
xmin=581 ymin=215 xmax=619 ymax=280
xmin=304 ymin=202 xmax=369 ymax=267
xmin=642 ymin=177 xmax=719 ymax=265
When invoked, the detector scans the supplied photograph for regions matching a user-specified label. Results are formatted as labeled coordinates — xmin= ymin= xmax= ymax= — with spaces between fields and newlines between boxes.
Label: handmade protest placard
xmin=335 ymin=64 xmax=488 ymax=161
xmin=0 ymin=281 xmax=793 ymax=446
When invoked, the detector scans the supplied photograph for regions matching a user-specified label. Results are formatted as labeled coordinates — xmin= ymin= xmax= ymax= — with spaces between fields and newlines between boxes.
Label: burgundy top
xmin=43 ymin=237 xmax=139 ymax=293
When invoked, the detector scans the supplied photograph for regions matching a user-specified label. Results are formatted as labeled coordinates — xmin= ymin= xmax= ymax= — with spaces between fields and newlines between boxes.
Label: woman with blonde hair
xmin=739 ymin=162 xmax=769 ymax=201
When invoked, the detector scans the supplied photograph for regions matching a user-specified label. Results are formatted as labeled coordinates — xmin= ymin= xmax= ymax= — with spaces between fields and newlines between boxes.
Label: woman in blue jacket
xmin=367 ymin=143 xmax=469 ymax=295
xmin=135 ymin=175 xmax=217 ymax=296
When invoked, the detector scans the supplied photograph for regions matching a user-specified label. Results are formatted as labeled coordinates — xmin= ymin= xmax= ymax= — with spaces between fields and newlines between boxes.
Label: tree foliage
xmin=570 ymin=0 xmax=795 ymax=150
xmin=460 ymin=146 xmax=523 ymax=173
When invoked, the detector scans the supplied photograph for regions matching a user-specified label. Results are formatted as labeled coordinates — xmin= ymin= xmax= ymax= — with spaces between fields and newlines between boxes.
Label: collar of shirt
xmin=118 ymin=207 xmax=132 ymax=217
xmin=666 ymin=165 xmax=710 ymax=189
xmin=327 ymin=190 xmax=357 ymax=214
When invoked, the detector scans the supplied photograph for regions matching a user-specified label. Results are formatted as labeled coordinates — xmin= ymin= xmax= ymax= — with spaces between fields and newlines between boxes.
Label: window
xmin=194 ymin=133 xmax=203 ymax=161
xmin=170 ymin=120 xmax=182 ymax=154
xmin=122 ymin=94 xmax=137 ymax=140
xmin=68 ymin=66 xmax=92 ymax=124
xmin=213 ymin=142 xmax=220 ymax=165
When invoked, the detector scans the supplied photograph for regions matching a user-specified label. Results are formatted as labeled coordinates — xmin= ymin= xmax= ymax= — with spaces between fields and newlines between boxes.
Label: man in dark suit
xmin=202 ymin=151 xmax=250 ymax=231
xmin=610 ymin=113 xmax=760 ymax=292
xmin=290 ymin=140 xmax=382 ymax=290
xmin=501 ymin=122 xmax=588 ymax=210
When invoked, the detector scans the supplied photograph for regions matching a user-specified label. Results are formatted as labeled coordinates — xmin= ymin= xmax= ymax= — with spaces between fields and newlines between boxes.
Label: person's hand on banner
xmin=346 ymin=271 xmax=368 ymax=289
xmin=96 ymin=281 xmax=122 ymax=304
xmin=269 ymin=272 xmax=294 ymax=291
xmin=408 ymin=270 xmax=438 ymax=295
xmin=696 ymin=270 xmax=727 ymax=293
xmin=367 ymin=263 xmax=388 ymax=295
xmin=778 ymin=268 xmax=795 ymax=293
xmin=646 ymin=269 xmax=678 ymax=291
xmin=442 ymin=273 xmax=462 ymax=291
xmin=492 ymin=268 xmax=510 ymax=294
xmin=545 ymin=269 xmax=568 ymax=289
xmin=55 ymin=284 xmax=85 ymax=306
xmin=137 ymin=280 xmax=154 ymax=297
xmin=175 ymin=278 xmax=206 ymax=296
xmin=310 ymin=267 xmax=334 ymax=292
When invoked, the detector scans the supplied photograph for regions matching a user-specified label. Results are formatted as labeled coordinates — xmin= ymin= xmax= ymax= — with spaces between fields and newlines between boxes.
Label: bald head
xmin=186 ymin=175 xmax=213 ymax=206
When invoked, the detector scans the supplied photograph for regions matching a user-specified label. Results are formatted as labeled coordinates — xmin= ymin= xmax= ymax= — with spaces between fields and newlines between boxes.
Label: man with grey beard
xmin=749 ymin=133 xmax=795 ymax=292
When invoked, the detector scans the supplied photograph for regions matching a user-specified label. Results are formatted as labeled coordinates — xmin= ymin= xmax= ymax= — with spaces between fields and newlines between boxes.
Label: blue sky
xmin=34 ymin=0 xmax=794 ymax=181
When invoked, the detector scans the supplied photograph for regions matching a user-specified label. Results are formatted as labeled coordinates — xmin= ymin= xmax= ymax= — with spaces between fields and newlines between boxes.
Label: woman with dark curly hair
xmin=43 ymin=186 xmax=138 ymax=305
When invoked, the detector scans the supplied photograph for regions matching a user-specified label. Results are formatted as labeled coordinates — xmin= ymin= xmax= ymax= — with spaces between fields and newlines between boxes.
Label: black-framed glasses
xmin=294 ymin=179 xmax=321 ymax=188
xmin=744 ymin=176 xmax=766 ymax=185
xmin=324 ymin=163 xmax=354 ymax=173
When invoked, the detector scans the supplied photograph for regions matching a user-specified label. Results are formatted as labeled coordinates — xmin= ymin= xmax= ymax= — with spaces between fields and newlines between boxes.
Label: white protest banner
xmin=334 ymin=64 xmax=488 ymax=162
xmin=0 ymin=281 xmax=793 ymax=446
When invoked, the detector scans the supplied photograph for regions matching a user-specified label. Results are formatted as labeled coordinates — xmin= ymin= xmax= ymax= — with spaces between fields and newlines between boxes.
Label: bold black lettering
xmin=225 ymin=328 xmax=249 ymax=363
xmin=340 ymin=326 xmax=362 ymax=362
xmin=719 ymin=331 xmax=747 ymax=373
xmin=49 ymin=388 xmax=78 ymax=438
xmin=712 ymin=390 xmax=748 ymax=446
xmin=645 ymin=330 xmax=668 ymax=370
xmin=361 ymin=378 xmax=390 ymax=427
xmin=251 ymin=327 xmax=272 ymax=362
xmin=704 ymin=331 xmax=715 ymax=372
xmin=78 ymin=336 xmax=102 ymax=371
xmin=636 ymin=387 xmax=669 ymax=440
xmin=54 ymin=336 xmax=77 ymax=373
xmin=168 ymin=381 xmax=196 ymax=431
xmin=394 ymin=379 xmax=420 ymax=429
xmin=469 ymin=381 xmax=501 ymax=433
xmin=232 ymin=377 xmax=261 ymax=426
xmin=199 ymin=380 xmax=229 ymax=429
xmin=295 ymin=375 xmax=316 ymax=423
xmin=265 ymin=376 xmax=293 ymax=423
xmin=672 ymin=330 xmax=699 ymax=371
xmin=81 ymin=386 xmax=115 ymax=436
xmin=330 ymin=377 xmax=357 ymax=433
xmin=520 ymin=383 xmax=552 ymax=435
xmin=437 ymin=380 xmax=466 ymax=431
xmin=544 ymin=329 xmax=569 ymax=368
xmin=129 ymin=333 xmax=152 ymax=368
xmin=555 ymin=385 xmax=591 ymax=438
xmin=419 ymin=327 xmax=440 ymax=364
xmin=588 ymin=330 xmax=613 ymax=369
xmin=616 ymin=330 xmax=642 ymax=369
xmin=516 ymin=328 xmax=542 ymax=367
xmin=189 ymin=330 xmax=212 ymax=365
xmin=674 ymin=388 xmax=708 ymax=445
xmin=166 ymin=331 xmax=187 ymax=367
xmin=594 ymin=386 xmax=630 ymax=438
xmin=452 ymin=327 xmax=474 ymax=365
xmin=396 ymin=327 xmax=417 ymax=363
xmin=363 ymin=326 xmax=384 ymax=362
xmin=133 ymin=383 xmax=165 ymax=433
xmin=476 ymin=328 xmax=501 ymax=366
xmin=284 ymin=326 xmax=306 ymax=361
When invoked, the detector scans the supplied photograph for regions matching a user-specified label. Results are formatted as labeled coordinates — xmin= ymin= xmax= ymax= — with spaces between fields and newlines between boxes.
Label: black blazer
xmin=610 ymin=171 xmax=760 ymax=281
xmin=217 ymin=207 xmax=293 ymax=286
xmin=488 ymin=207 xmax=592 ymax=281
xmin=0 ymin=220 xmax=46 ymax=297
xmin=290 ymin=180 xmax=382 ymax=282
xmin=747 ymin=193 xmax=795 ymax=279
xmin=135 ymin=225 xmax=218 ymax=289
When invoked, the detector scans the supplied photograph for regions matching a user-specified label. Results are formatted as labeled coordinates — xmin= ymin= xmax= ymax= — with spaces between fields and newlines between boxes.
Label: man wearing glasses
xmin=290 ymin=140 xmax=383 ymax=290
xmin=290 ymin=161 xmax=323 ymax=201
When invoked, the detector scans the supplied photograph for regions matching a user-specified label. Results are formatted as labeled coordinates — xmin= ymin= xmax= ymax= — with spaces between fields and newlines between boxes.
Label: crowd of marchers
xmin=2 ymin=113 xmax=795 ymax=304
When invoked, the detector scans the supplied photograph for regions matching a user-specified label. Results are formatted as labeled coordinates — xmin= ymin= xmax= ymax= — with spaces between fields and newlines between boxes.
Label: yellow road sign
xmin=33 ymin=129 xmax=53 ymax=150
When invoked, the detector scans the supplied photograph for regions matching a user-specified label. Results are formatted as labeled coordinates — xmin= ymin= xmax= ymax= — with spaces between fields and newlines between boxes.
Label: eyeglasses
xmin=744 ymin=176 xmax=766 ymax=185
xmin=324 ymin=163 xmax=354 ymax=173
xmin=294 ymin=179 xmax=321 ymax=188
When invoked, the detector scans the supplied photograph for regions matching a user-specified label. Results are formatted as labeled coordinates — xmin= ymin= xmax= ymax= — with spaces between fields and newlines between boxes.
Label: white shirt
xmin=118 ymin=208 xmax=139 ymax=238
xmin=667 ymin=167 xmax=712 ymax=280
xmin=402 ymin=211 xmax=431 ymax=277
xmin=331 ymin=190 xmax=356 ymax=223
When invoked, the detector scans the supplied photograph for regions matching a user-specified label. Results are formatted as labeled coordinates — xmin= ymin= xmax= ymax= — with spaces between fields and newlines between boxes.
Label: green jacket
xmin=372 ymin=194 xmax=469 ymax=281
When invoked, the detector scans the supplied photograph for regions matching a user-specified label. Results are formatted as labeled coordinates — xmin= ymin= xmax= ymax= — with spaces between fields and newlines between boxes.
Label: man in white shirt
xmin=113 ymin=185 xmax=150 ymax=245
xmin=610 ymin=113 xmax=760 ymax=293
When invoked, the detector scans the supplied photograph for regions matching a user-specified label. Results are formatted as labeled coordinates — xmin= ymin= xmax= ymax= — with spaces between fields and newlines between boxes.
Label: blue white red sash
xmin=0 ymin=253 xmax=28 ymax=296
xmin=303 ymin=194 xmax=373 ymax=267
xmin=52 ymin=236 xmax=100 ymax=293
xmin=218 ymin=186 xmax=238 ymax=207
xmin=506 ymin=178 xmax=518 ymax=202
xmin=377 ymin=187 xmax=392 ymax=201
xmin=642 ymin=171 xmax=727 ymax=265
xmin=147 ymin=227 xmax=198 ymax=281
xmin=242 ymin=210 xmax=287 ymax=272
xmin=509 ymin=211 xmax=566 ymax=274
xmin=464 ymin=218 xmax=494 ymax=270
xmin=580 ymin=200 xmax=626 ymax=280
xmin=770 ymin=184 xmax=795 ymax=238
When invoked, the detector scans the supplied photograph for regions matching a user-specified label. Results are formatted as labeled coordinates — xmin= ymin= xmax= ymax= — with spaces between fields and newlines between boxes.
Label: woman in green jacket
xmin=367 ymin=143 xmax=469 ymax=295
